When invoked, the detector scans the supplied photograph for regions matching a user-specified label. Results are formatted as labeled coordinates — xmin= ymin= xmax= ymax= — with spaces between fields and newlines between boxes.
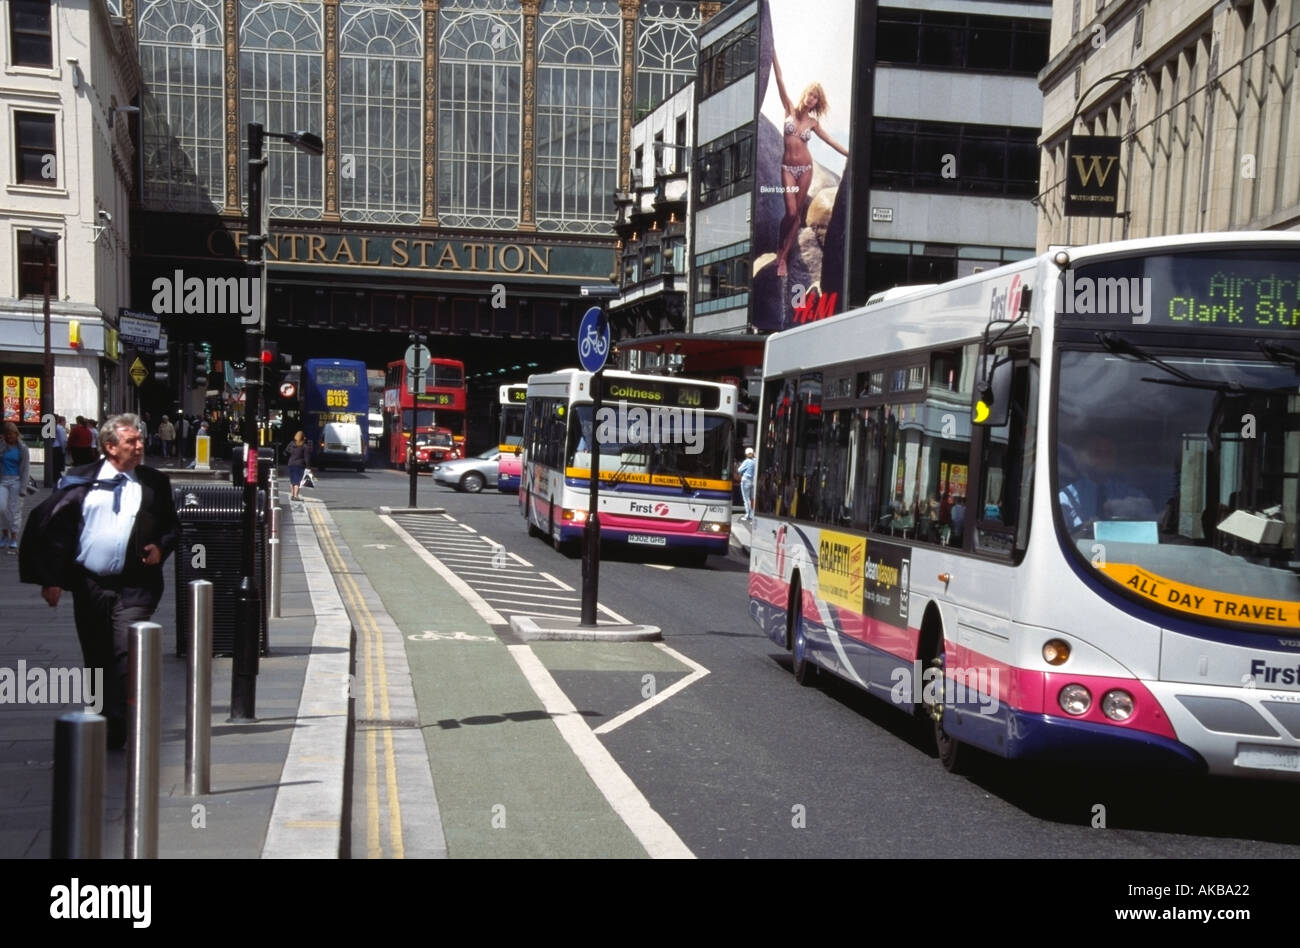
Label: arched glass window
xmin=438 ymin=3 xmax=522 ymax=229
xmin=340 ymin=4 xmax=423 ymax=225
xmin=536 ymin=1 xmax=621 ymax=235
xmin=239 ymin=1 xmax=324 ymax=220
xmin=138 ymin=0 xmax=225 ymax=210
xmin=636 ymin=2 xmax=698 ymax=119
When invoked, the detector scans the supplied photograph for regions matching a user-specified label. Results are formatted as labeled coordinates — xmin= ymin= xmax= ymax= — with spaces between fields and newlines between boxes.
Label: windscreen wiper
xmin=1257 ymin=339 xmax=1300 ymax=368
xmin=1096 ymin=331 xmax=1194 ymax=380
xmin=1139 ymin=376 xmax=1293 ymax=395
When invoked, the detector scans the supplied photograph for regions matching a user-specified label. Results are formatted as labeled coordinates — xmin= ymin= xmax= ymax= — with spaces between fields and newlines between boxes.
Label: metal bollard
xmin=187 ymin=581 xmax=213 ymax=796
xmin=51 ymin=713 xmax=105 ymax=859
xmin=126 ymin=622 xmax=161 ymax=859
xmin=271 ymin=504 xmax=282 ymax=542
xmin=269 ymin=536 xmax=282 ymax=618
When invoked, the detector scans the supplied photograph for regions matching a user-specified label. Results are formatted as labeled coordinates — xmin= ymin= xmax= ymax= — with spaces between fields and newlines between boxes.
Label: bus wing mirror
xmin=973 ymin=354 xmax=1013 ymax=427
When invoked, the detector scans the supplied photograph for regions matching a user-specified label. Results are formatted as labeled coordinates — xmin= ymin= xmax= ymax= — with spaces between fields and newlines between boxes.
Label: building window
xmin=698 ymin=17 xmax=756 ymax=98
xmin=16 ymin=230 xmax=58 ymax=298
xmin=239 ymin=0 xmax=325 ymax=220
xmin=694 ymin=249 xmax=749 ymax=303
xmin=438 ymin=8 xmax=521 ymax=229
xmin=340 ymin=4 xmax=423 ymax=225
xmin=536 ymin=4 xmax=621 ymax=235
xmin=139 ymin=0 xmax=225 ymax=211
xmin=9 ymin=0 xmax=52 ymax=68
xmin=871 ymin=118 xmax=1039 ymax=198
xmin=636 ymin=2 xmax=698 ymax=119
xmin=695 ymin=125 xmax=754 ymax=209
xmin=14 ymin=111 xmax=56 ymax=186
xmin=875 ymin=9 xmax=1048 ymax=75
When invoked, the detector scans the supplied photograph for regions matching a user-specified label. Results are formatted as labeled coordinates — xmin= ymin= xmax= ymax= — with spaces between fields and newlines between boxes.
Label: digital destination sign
xmin=600 ymin=378 xmax=722 ymax=410
xmin=1060 ymin=250 xmax=1300 ymax=331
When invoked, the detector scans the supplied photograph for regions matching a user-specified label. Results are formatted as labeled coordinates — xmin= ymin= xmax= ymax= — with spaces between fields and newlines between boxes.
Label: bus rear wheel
xmin=789 ymin=582 xmax=814 ymax=686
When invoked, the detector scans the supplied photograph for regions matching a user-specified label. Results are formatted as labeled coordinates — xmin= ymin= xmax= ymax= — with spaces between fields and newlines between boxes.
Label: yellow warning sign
xmin=817 ymin=529 xmax=865 ymax=613
xmin=1098 ymin=562 xmax=1300 ymax=629
xmin=129 ymin=357 xmax=148 ymax=387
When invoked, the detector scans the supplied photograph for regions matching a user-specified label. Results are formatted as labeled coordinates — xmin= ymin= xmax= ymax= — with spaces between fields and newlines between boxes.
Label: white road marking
xmin=381 ymin=515 xmax=507 ymax=626
xmin=477 ymin=589 xmax=580 ymax=602
xmin=459 ymin=523 xmax=477 ymax=533
xmin=470 ymin=578 xmax=566 ymax=589
xmin=597 ymin=602 xmax=631 ymax=624
xmin=539 ymin=572 xmax=574 ymax=591
xmin=507 ymin=645 xmax=693 ymax=859
xmin=484 ymin=597 xmax=581 ymax=611
xmin=593 ymin=643 xmax=711 ymax=736
xmin=508 ymin=551 xmax=532 ymax=566
xmin=646 ymin=563 xmax=674 ymax=570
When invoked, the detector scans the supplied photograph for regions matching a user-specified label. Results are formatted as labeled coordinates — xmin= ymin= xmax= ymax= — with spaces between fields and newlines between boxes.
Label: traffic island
xmin=509 ymin=615 xmax=661 ymax=642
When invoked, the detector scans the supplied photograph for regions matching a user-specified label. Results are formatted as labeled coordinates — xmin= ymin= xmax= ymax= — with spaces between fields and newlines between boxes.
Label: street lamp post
xmin=31 ymin=229 xmax=62 ymax=487
xmin=232 ymin=122 xmax=322 ymax=721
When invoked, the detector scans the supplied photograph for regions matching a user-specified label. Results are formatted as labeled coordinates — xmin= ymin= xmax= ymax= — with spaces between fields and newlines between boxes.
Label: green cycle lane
xmin=332 ymin=509 xmax=673 ymax=858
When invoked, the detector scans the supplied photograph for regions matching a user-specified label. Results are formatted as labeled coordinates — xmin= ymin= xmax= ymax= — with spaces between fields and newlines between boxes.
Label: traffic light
xmin=191 ymin=343 xmax=209 ymax=388
xmin=153 ymin=350 xmax=170 ymax=384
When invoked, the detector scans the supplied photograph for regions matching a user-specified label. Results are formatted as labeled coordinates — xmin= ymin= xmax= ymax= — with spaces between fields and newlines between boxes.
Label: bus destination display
xmin=1065 ymin=251 xmax=1300 ymax=330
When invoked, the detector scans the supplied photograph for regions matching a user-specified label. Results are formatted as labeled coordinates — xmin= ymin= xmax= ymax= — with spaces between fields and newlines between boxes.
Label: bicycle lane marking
xmin=381 ymin=512 xmax=693 ymax=859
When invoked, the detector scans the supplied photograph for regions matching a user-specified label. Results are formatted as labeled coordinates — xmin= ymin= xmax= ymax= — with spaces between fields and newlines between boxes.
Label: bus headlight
xmin=697 ymin=522 xmax=727 ymax=533
xmin=1101 ymin=690 xmax=1134 ymax=721
xmin=1058 ymin=684 xmax=1091 ymax=715
xmin=561 ymin=508 xmax=587 ymax=524
xmin=1042 ymin=639 xmax=1071 ymax=665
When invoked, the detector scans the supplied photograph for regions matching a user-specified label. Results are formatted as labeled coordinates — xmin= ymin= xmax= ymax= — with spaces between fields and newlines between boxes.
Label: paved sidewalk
xmin=0 ymin=470 xmax=344 ymax=859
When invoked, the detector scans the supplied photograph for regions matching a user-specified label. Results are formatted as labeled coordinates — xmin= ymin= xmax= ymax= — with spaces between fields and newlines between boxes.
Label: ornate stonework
xmin=699 ymin=2 xmax=722 ymax=25
xmin=518 ymin=0 xmax=541 ymax=231
xmin=619 ymin=1 xmax=639 ymax=193
xmin=422 ymin=0 xmax=440 ymax=225
xmin=223 ymin=0 xmax=240 ymax=214
xmin=323 ymin=0 xmax=340 ymax=220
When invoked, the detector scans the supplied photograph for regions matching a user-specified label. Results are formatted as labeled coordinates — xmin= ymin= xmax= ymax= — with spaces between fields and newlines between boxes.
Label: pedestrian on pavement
xmin=67 ymin=416 xmax=95 ymax=466
xmin=738 ymin=446 xmax=756 ymax=523
xmin=1 ymin=422 xmax=31 ymax=552
xmin=157 ymin=415 xmax=176 ymax=459
xmin=286 ymin=430 xmax=311 ymax=501
xmin=18 ymin=414 xmax=178 ymax=750
xmin=52 ymin=414 xmax=67 ymax=482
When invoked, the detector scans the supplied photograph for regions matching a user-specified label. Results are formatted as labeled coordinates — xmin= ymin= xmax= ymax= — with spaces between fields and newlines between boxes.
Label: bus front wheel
xmin=525 ymin=495 xmax=541 ymax=538
xmin=926 ymin=649 xmax=967 ymax=774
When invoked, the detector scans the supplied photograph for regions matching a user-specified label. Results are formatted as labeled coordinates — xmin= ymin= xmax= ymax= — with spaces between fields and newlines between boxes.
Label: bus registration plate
xmin=1236 ymin=744 xmax=1300 ymax=772
xmin=628 ymin=534 xmax=667 ymax=546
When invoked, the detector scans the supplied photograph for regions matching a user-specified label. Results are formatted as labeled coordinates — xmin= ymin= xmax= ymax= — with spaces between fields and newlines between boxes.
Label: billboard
xmin=752 ymin=0 xmax=856 ymax=331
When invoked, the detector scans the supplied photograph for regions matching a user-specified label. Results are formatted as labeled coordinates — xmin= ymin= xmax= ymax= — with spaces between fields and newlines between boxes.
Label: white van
xmin=319 ymin=421 xmax=365 ymax=471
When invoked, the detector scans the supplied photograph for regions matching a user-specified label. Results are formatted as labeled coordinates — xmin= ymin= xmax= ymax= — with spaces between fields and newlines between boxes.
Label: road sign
xmin=279 ymin=381 xmax=297 ymax=399
xmin=577 ymin=306 xmax=609 ymax=373
xmin=129 ymin=356 xmax=148 ymax=387
xmin=404 ymin=343 xmax=430 ymax=394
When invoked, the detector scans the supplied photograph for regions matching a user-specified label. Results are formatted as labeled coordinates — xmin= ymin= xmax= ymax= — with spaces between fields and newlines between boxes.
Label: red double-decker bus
xmin=384 ymin=357 xmax=467 ymax=469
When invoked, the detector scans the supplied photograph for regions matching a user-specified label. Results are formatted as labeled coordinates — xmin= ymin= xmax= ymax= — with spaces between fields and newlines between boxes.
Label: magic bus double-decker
xmin=749 ymin=232 xmax=1300 ymax=779
xmin=497 ymin=383 xmax=527 ymax=492
xmin=383 ymin=357 xmax=467 ymax=469
xmin=300 ymin=358 xmax=369 ymax=471
xmin=521 ymin=370 xmax=737 ymax=564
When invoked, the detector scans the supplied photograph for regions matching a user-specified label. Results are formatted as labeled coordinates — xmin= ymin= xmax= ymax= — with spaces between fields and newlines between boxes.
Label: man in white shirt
xmin=19 ymin=414 xmax=178 ymax=749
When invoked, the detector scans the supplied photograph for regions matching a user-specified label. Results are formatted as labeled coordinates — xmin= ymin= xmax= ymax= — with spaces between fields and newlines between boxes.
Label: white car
xmin=432 ymin=448 xmax=501 ymax=493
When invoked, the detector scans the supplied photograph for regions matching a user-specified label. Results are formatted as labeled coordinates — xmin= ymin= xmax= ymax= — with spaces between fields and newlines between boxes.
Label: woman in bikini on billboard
xmin=771 ymin=48 xmax=849 ymax=277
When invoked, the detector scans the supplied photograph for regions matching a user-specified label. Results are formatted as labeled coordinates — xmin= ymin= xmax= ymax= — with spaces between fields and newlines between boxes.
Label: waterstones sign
xmin=203 ymin=231 xmax=613 ymax=282
xmin=1065 ymin=135 xmax=1122 ymax=217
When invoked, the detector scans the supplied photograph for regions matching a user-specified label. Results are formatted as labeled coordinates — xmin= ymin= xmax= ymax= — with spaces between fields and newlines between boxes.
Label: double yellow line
xmin=309 ymin=505 xmax=405 ymax=859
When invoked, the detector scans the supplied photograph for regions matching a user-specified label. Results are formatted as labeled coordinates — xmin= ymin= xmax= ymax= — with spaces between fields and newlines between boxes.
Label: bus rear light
xmin=1101 ymin=690 xmax=1135 ymax=721
xmin=698 ymin=522 xmax=727 ymax=534
xmin=1058 ymin=684 xmax=1091 ymax=716
xmin=1042 ymin=639 xmax=1071 ymax=665
xmin=562 ymin=509 xmax=587 ymax=523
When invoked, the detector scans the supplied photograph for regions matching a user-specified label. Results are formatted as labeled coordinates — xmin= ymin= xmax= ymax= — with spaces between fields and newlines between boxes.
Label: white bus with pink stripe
xmin=749 ymin=233 xmax=1300 ymax=777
